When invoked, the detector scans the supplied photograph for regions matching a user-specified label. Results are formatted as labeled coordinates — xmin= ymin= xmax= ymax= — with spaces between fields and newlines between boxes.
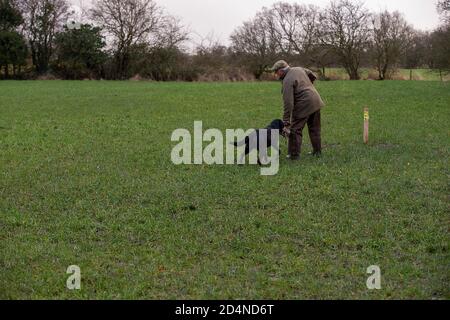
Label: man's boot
xmin=286 ymin=154 xmax=300 ymax=161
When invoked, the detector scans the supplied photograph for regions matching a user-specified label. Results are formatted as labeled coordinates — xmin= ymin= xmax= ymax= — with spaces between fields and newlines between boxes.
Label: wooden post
xmin=364 ymin=108 xmax=369 ymax=145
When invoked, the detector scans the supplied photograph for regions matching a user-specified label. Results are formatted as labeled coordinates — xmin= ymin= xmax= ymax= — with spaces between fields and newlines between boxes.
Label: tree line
xmin=0 ymin=0 xmax=449 ymax=81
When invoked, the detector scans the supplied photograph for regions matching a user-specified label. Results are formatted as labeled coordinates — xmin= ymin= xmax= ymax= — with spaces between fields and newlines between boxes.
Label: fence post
xmin=364 ymin=108 xmax=369 ymax=145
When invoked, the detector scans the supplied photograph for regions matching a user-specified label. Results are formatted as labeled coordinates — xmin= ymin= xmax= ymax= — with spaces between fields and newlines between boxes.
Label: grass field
xmin=0 ymin=80 xmax=449 ymax=299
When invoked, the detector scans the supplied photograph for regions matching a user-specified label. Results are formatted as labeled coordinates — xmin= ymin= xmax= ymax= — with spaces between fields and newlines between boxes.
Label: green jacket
xmin=282 ymin=67 xmax=325 ymax=124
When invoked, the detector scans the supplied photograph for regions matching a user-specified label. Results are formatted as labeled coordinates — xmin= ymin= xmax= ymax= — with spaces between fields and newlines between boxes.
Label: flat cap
xmin=271 ymin=60 xmax=289 ymax=72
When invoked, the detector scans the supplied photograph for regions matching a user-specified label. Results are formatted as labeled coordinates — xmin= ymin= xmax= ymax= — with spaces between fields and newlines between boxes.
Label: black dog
xmin=232 ymin=119 xmax=284 ymax=165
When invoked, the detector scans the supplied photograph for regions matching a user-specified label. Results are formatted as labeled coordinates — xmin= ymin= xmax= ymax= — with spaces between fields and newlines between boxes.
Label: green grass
xmin=0 ymin=80 xmax=449 ymax=299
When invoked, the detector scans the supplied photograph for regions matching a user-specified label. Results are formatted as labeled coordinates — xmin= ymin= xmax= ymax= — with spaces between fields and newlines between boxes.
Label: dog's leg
xmin=259 ymin=147 xmax=268 ymax=166
xmin=239 ymin=152 xmax=246 ymax=165
xmin=274 ymin=145 xmax=281 ymax=158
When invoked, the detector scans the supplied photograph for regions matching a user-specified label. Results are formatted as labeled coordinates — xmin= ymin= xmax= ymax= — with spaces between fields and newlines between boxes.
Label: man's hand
xmin=282 ymin=127 xmax=291 ymax=138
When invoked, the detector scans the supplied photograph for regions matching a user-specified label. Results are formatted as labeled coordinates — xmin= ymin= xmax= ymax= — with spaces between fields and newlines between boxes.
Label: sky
xmin=71 ymin=0 xmax=442 ymax=46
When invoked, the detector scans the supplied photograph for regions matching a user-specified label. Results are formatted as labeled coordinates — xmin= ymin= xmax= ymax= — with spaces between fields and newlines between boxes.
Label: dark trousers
xmin=288 ymin=110 xmax=321 ymax=157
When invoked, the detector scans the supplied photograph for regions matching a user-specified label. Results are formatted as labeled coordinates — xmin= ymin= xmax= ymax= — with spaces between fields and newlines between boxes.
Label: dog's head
xmin=268 ymin=119 xmax=284 ymax=134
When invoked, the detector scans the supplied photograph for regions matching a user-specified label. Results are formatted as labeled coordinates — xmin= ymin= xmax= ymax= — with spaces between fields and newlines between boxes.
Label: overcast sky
xmin=72 ymin=0 xmax=442 ymax=46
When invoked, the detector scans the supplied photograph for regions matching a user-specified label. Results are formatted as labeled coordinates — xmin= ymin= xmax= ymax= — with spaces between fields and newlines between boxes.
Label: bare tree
xmin=430 ymin=25 xmax=450 ymax=80
xmin=309 ymin=44 xmax=336 ymax=79
xmin=18 ymin=0 xmax=68 ymax=74
xmin=230 ymin=12 xmax=279 ymax=79
xmin=267 ymin=2 xmax=320 ymax=63
xmin=319 ymin=0 xmax=370 ymax=80
xmin=371 ymin=11 xmax=413 ymax=80
xmin=193 ymin=32 xmax=229 ymax=70
xmin=90 ymin=0 xmax=162 ymax=79
xmin=153 ymin=15 xmax=189 ymax=50
xmin=433 ymin=0 xmax=450 ymax=79
xmin=403 ymin=31 xmax=429 ymax=75
xmin=185 ymin=35 xmax=230 ymax=81
xmin=437 ymin=0 xmax=450 ymax=24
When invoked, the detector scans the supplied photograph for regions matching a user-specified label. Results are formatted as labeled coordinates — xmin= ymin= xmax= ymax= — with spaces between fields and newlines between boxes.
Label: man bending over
xmin=271 ymin=60 xmax=325 ymax=161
